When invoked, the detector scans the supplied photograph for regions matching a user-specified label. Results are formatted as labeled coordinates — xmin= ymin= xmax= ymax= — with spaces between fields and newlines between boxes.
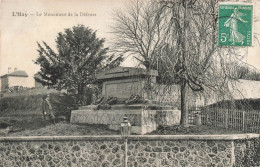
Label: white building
xmin=0 ymin=68 xmax=31 ymax=92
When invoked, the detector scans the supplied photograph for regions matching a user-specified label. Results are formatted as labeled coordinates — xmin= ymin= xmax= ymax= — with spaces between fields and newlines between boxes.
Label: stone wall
xmin=200 ymin=79 xmax=260 ymax=106
xmin=152 ymin=85 xmax=204 ymax=108
xmin=0 ymin=134 xmax=259 ymax=167
xmin=231 ymin=79 xmax=260 ymax=99
xmin=153 ymin=79 xmax=260 ymax=107
xmin=234 ymin=137 xmax=260 ymax=167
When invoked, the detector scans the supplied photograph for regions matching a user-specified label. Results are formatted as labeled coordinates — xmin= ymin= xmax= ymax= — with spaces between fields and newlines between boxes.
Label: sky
xmin=0 ymin=0 xmax=138 ymax=78
xmin=0 ymin=0 xmax=260 ymax=80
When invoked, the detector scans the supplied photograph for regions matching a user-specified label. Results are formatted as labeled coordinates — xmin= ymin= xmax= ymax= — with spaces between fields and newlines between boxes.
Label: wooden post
xmin=256 ymin=113 xmax=260 ymax=133
xmin=215 ymin=110 xmax=217 ymax=127
xmin=231 ymin=110 xmax=233 ymax=129
xmin=206 ymin=111 xmax=209 ymax=125
xmin=242 ymin=111 xmax=245 ymax=132
xmin=225 ymin=110 xmax=228 ymax=129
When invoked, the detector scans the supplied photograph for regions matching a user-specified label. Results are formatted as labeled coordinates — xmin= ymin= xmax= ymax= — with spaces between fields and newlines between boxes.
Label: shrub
xmin=206 ymin=98 xmax=260 ymax=111
xmin=0 ymin=93 xmax=76 ymax=120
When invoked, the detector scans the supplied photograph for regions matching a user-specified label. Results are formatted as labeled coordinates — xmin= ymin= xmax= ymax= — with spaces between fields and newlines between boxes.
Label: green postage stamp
xmin=218 ymin=3 xmax=253 ymax=46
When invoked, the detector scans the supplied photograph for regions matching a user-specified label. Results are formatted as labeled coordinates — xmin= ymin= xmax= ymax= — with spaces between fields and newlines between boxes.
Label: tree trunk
xmin=180 ymin=1 xmax=189 ymax=127
xmin=180 ymin=80 xmax=189 ymax=127
xmin=77 ymin=83 xmax=85 ymax=105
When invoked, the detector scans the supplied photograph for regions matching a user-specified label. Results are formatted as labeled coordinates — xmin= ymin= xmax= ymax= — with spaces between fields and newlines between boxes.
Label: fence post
xmin=225 ymin=110 xmax=228 ymax=129
xmin=242 ymin=111 xmax=245 ymax=132
xmin=204 ymin=108 xmax=209 ymax=125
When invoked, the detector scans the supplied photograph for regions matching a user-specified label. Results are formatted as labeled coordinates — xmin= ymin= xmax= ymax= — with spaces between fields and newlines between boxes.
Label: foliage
xmin=233 ymin=64 xmax=260 ymax=81
xmin=207 ymin=98 xmax=260 ymax=111
xmin=0 ymin=98 xmax=8 ymax=111
xmin=0 ymin=95 xmax=41 ymax=112
xmin=0 ymin=94 xmax=77 ymax=120
xmin=34 ymin=25 xmax=123 ymax=105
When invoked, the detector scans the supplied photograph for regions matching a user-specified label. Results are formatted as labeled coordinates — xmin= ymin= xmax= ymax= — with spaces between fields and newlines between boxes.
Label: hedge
xmin=0 ymin=93 xmax=77 ymax=120
xmin=206 ymin=98 xmax=260 ymax=111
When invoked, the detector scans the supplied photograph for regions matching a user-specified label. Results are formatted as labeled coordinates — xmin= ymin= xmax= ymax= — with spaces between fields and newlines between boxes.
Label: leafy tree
xmin=35 ymin=25 xmax=122 ymax=105
xmin=112 ymin=0 xmax=248 ymax=126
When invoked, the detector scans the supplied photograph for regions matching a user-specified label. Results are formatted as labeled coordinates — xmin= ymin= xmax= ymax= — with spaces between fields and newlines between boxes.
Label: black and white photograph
xmin=0 ymin=0 xmax=260 ymax=166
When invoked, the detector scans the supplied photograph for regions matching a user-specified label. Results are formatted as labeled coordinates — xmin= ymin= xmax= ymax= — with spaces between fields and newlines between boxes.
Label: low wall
xmin=0 ymin=134 xmax=259 ymax=167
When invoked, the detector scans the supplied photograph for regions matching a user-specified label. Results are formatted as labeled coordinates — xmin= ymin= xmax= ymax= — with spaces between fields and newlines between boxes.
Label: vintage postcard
xmin=0 ymin=0 xmax=260 ymax=167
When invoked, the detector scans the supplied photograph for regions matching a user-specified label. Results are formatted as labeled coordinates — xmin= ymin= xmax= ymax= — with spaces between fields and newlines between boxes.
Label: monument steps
xmin=79 ymin=104 xmax=175 ymax=110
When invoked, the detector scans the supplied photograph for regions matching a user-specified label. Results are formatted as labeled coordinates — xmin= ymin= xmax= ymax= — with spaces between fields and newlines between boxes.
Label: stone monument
xmin=70 ymin=66 xmax=181 ymax=134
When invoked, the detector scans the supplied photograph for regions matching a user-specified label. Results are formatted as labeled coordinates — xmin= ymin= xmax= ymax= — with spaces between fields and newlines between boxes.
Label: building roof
xmin=0 ymin=70 xmax=28 ymax=78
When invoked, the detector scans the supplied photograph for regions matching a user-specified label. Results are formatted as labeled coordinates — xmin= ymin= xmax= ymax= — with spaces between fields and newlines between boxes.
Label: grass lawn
xmin=0 ymin=117 xmax=119 ymax=137
xmin=0 ymin=115 xmax=246 ymax=137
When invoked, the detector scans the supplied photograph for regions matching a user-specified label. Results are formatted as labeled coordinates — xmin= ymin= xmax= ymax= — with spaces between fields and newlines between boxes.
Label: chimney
xmin=8 ymin=67 xmax=12 ymax=73
xmin=14 ymin=67 xmax=17 ymax=71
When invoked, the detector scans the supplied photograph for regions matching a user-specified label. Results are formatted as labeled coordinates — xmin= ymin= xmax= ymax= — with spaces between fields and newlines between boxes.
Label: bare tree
xmin=111 ymin=0 xmax=168 ymax=69
xmin=112 ymin=0 xmax=247 ymax=126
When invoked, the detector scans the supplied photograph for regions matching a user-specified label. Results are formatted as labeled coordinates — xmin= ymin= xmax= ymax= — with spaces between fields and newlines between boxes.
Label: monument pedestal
xmin=70 ymin=105 xmax=181 ymax=134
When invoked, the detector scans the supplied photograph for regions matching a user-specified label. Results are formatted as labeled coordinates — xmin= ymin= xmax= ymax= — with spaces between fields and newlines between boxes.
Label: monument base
xmin=70 ymin=104 xmax=181 ymax=134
